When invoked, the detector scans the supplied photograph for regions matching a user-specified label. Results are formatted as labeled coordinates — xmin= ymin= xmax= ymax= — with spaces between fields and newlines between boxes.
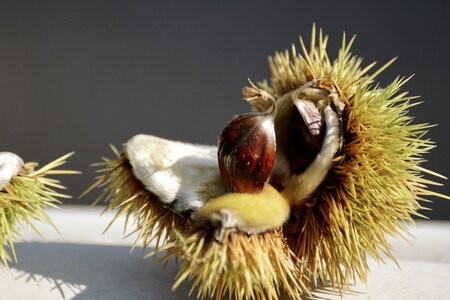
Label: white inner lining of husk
xmin=0 ymin=152 xmax=24 ymax=191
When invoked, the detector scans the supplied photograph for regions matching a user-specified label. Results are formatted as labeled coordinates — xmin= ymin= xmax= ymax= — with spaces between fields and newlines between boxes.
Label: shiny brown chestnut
xmin=218 ymin=94 xmax=276 ymax=193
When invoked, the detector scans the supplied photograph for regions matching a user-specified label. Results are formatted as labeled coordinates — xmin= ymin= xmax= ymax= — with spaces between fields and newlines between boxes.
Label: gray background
xmin=0 ymin=1 xmax=449 ymax=219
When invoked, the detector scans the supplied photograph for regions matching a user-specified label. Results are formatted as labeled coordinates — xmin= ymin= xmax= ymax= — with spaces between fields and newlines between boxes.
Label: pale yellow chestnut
xmin=192 ymin=184 xmax=290 ymax=239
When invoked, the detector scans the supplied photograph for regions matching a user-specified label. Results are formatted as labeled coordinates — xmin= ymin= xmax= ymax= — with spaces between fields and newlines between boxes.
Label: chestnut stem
xmin=244 ymin=79 xmax=277 ymax=117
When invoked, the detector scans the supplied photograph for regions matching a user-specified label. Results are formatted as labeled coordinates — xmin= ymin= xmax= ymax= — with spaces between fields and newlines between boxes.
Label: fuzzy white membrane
xmin=125 ymin=134 xmax=225 ymax=213
xmin=0 ymin=152 xmax=23 ymax=191
xmin=283 ymin=104 xmax=341 ymax=205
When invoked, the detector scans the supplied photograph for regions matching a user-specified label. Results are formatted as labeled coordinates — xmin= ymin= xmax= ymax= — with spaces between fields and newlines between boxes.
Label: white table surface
xmin=0 ymin=206 xmax=449 ymax=300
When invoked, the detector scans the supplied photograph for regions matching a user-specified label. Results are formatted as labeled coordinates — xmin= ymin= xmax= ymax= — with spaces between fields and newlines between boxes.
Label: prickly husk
xmin=260 ymin=25 xmax=449 ymax=292
xmin=83 ymin=147 xmax=189 ymax=252
xmin=161 ymin=229 xmax=308 ymax=300
xmin=0 ymin=153 xmax=76 ymax=266
xmin=88 ymin=148 xmax=310 ymax=299
xmin=88 ymin=26 xmax=449 ymax=299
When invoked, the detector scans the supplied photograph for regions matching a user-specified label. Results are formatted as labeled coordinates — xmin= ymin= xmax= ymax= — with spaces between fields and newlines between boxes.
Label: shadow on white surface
xmin=4 ymin=241 xmax=450 ymax=300
xmin=6 ymin=242 xmax=351 ymax=300
xmin=7 ymin=242 xmax=367 ymax=300
xmin=1 ymin=207 xmax=449 ymax=300
xmin=8 ymin=243 xmax=191 ymax=300
xmin=304 ymin=286 xmax=364 ymax=300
